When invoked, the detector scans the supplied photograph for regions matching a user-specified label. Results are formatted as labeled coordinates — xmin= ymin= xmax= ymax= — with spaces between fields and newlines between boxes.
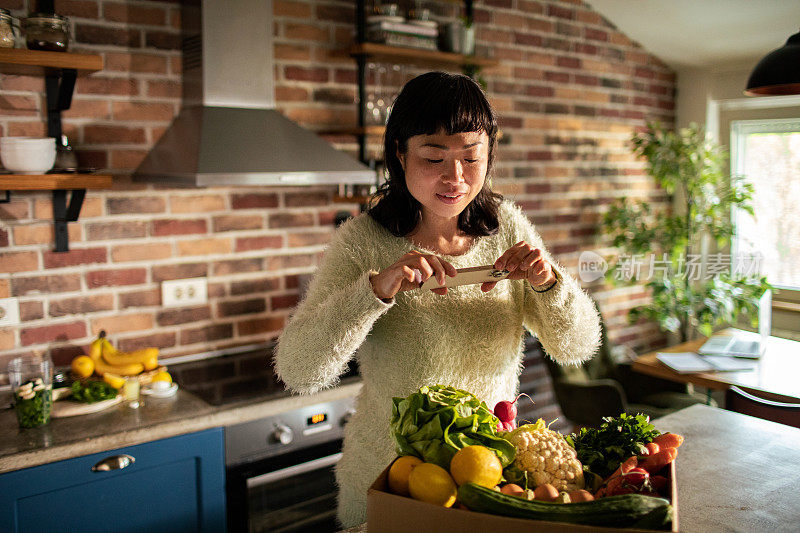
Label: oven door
xmin=227 ymin=440 xmax=343 ymax=533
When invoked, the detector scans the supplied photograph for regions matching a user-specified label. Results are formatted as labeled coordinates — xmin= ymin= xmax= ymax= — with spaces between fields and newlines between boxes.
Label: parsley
xmin=566 ymin=413 xmax=661 ymax=479
xmin=71 ymin=379 xmax=118 ymax=403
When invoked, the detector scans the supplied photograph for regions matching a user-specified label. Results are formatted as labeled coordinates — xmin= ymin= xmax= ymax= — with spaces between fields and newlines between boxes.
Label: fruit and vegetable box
xmin=366 ymin=385 xmax=681 ymax=532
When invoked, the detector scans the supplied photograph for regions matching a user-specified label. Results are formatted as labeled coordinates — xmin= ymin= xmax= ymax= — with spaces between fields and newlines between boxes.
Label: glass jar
xmin=0 ymin=9 xmax=15 ymax=48
xmin=23 ymin=13 xmax=69 ymax=52
xmin=8 ymin=355 xmax=53 ymax=429
xmin=12 ymin=16 xmax=24 ymax=48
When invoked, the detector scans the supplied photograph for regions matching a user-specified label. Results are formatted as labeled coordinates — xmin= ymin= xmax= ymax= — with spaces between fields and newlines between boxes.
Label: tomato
xmin=625 ymin=467 xmax=649 ymax=486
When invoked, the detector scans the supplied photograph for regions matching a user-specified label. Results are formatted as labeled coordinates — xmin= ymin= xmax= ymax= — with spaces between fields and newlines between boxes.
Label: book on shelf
xmin=367 ymin=20 xmax=438 ymax=38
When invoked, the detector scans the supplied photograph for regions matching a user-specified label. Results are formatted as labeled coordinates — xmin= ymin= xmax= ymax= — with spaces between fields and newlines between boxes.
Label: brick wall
xmin=0 ymin=0 xmax=675 ymax=417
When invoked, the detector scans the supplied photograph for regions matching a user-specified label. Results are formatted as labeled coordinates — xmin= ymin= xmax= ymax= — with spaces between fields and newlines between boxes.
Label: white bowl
xmin=1 ymin=136 xmax=55 ymax=146
xmin=1 ymin=137 xmax=56 ymax=174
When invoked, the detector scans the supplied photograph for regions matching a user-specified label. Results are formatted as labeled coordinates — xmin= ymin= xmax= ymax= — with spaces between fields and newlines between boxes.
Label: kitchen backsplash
xmin=0 ymin=0 xmax=675 ymax=370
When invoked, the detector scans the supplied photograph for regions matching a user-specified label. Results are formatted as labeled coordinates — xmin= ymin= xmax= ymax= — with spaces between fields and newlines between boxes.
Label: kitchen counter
xmin=0 ymin=379 xmax=362 ymax=474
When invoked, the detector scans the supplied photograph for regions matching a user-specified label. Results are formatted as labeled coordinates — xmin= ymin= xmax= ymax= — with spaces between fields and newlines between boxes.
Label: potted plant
xmin=602 ymin=122 xmax=771 ymax=343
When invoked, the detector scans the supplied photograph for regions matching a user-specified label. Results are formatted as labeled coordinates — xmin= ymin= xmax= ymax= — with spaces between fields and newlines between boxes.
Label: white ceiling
xmin=587 ymin=0 xmax=800 ymax=70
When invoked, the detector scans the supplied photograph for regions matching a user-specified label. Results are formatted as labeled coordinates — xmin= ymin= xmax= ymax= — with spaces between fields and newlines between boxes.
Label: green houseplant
xmin=602 ymin=122 xmax=770 ymax=343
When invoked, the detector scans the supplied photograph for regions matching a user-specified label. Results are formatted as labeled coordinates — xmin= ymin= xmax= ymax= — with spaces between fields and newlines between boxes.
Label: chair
xmin=543 ymin=315 xmax=710 ymax=428
xmin=725 ymin=386 xmax=800 ymax=429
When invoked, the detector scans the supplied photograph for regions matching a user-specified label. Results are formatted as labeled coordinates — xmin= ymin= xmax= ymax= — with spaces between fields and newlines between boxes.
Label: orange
xmin=71 ymin=355 xmax=94 ymax=378
xmin=449 ymin=445 xmax=503 ymax=487
xmin=387 ymin=455 xmax=423 ymax=496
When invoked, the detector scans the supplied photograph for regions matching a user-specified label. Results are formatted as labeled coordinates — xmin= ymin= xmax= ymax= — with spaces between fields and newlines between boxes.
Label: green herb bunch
xmin=71 ymin=379 xmax=118 ymax=403
xmin=566 ymin=413 xmax=661 ymax=479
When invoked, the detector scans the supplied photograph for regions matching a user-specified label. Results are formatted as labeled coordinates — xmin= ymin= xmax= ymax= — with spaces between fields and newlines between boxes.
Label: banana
xmin=103 ymin=347 xmax=159 ymax=371
xmin=93 ymin=357 xmax=144 ymax=376
xmin=88 ymin=331 xmax=106 ymax=361
xmin=100 ymin=335 xmax=159 ymax=371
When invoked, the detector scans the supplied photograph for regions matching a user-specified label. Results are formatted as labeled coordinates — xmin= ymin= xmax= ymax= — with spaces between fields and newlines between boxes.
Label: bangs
xmin=393 ymin=74 xmax=497 ymax=143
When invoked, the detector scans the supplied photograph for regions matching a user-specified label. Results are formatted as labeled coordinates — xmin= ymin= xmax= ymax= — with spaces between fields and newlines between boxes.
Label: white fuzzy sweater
xmin=274 ymin=200 xmax=601 ymax=528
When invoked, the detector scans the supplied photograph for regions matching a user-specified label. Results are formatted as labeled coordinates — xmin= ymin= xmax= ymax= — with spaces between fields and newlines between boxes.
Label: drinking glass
xmin=8 ymin=355 xmax=53 ymax=428
xmin=123 ymin=377 xmax=141 ymax=408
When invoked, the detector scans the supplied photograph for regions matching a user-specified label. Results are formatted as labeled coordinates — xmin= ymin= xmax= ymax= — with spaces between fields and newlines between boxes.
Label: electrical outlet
xmin=161 ymin=278 xmax=208 ymax=308
xmin=0 ymin=297 xmax=20 ymax=326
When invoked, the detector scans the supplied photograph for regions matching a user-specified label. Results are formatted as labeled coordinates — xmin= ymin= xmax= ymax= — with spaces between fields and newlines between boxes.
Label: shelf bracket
xmin=52 ymin=188 xmax=85 ymax=252
xmin=44 ymin=68 xmax=77 ymax=140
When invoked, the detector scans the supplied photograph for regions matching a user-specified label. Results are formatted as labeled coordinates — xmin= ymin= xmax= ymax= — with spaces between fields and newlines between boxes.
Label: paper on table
xmin=656 ymin=352 xmax=757 ymax=374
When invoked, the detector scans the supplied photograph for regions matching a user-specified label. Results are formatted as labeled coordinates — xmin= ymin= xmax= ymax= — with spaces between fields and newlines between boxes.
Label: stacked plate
xmin=1 ymin=137 xmax=56 ymax=174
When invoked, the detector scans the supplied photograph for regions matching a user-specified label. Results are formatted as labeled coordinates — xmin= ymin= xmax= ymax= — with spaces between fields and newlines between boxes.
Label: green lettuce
xmin=390 ymin=385 xmax=516 ymax=471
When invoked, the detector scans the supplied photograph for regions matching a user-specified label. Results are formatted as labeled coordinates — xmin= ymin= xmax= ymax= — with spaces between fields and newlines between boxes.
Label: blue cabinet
xmin=0 ymin=428 xmax=226 ymax=532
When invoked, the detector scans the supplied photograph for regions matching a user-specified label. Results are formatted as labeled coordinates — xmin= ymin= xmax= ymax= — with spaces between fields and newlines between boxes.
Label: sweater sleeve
xmin=274 ymin=218 xmax=394 ymax=394
xmin=504 ymin=202 xmax=601 ymax=366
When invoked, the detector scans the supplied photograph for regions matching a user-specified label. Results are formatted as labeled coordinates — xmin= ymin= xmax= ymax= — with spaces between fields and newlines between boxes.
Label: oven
xmin=225 ymin=397 xmax=354 ymax=532
xmin=169 ymin=347 xmax=359 ymax=533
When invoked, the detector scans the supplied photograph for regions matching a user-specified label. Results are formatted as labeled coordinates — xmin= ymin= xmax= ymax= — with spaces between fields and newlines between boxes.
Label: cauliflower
xmin=505 ymin=420 xmax=584 ymax=492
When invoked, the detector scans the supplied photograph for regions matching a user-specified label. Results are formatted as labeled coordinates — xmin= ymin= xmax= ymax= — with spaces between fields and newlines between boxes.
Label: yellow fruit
xmin=407 ymin=463 xmax=457 ymax=507
xmin=387 ymin=455 xmax=423 ymax=496
xmin=88 ymin=337 xmax=104 ymax=361
xmin=103 ymin=372 xmax=126 ymax=389
xmin=101 ymin=337 xmax=119 ymax=358
xmin=101 ymin=343 xmax=159 ymax=371
xmin=150 ymin=371 xmax=172 ymax=384
xmin=449 ymin=445 xmax=503 ymax=488
xmin=71 ymin=356 xmax=94 ymax=378
xmin=93 ymin=357 xmax=144 ymax=377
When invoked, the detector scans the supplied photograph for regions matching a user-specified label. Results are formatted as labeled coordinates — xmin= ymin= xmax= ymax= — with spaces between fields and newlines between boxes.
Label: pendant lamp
xmin=745 ymin=29 xmax=800 ymax=96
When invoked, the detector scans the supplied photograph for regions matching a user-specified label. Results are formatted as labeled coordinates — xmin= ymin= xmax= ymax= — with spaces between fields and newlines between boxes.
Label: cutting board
xmin=51 ymin=396 xmax=122 ymax=418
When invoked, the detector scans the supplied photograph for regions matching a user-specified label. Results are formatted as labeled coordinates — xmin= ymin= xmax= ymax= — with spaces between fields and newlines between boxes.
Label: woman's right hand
xmin=370 ymin=251 xmax=457 ymax=300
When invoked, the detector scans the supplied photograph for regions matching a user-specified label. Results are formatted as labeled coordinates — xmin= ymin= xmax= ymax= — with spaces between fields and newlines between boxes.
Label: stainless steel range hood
xmin=134 ymin=0 xmax=375 ymax=186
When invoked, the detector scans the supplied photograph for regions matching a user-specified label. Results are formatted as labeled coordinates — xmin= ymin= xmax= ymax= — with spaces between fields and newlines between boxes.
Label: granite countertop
xmin=0 ymin=380 xmax=362 ymax=474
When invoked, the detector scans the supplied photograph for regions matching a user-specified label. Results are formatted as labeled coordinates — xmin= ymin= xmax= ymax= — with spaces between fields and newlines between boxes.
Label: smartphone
xmin=419 ymin=265 xmax=511 ymax=290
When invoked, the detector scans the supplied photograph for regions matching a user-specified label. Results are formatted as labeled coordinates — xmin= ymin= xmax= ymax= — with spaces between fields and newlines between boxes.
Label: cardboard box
xmin=367 ymin=461 xmax=677 ymax=533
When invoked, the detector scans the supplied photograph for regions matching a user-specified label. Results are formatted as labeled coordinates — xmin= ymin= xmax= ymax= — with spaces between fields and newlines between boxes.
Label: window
xmin=731 ymin=119 xmax=800 ymax=291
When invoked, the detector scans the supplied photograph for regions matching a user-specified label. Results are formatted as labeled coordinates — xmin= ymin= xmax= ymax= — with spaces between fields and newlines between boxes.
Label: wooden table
xmin=653 ymin=404 xmax=800 ymax=532
xmin=633 ymin=330 xmax=800 ymax=403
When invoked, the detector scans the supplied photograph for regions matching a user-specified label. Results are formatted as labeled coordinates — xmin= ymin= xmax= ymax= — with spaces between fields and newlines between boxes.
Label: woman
xmin=274 ymin=71 xmax=601 ymax=527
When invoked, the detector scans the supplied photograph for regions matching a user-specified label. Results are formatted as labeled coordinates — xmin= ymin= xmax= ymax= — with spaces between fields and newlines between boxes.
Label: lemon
xmin=150 ymin=371 xmax=172 ymax=384
xmin=449 ymin=445 xmax=503 ymax=487
xmin=387 ymin=455 xmax=423 ymax=496
xmin=71 ymin=356 xmax=94 ymax=378
xmin=407 ymin=462 xmax=457 ymax=507
xmin=103 ymin=372 xmax=126 ymax=389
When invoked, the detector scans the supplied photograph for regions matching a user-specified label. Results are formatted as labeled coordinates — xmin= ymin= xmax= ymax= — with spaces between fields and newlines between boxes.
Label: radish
xmin=494 ymin=393 xmax=533 ymax=432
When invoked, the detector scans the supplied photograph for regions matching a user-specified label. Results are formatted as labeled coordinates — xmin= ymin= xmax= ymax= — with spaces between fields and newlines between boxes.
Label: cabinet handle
xmin=92 ymin=454 xmax=135 ymax=472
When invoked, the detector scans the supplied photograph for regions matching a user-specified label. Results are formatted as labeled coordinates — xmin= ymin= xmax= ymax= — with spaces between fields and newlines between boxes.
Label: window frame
xmin=710 ymin=98 xmax=800 ymax=340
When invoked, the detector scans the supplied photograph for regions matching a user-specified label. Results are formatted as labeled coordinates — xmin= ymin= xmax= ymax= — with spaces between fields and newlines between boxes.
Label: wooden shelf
xmin=0 ymin=49 xmax=102 ymax=75
xmin=0 ymin=174 xmax=112 ymax=191
xmin=350 ymin=42 xmax=499 ymax=68
xmin=318 ymin=125 xmax=386 ymax=137
xmin=333 ymin=194 xmax=373 ymax=205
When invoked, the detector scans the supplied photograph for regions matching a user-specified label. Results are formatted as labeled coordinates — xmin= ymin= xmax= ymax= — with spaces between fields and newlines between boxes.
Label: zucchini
xmin=457 ymin=483 xmax=671 ymax=528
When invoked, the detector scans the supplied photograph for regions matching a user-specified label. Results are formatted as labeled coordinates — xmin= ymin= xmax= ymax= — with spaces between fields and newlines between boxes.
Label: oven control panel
xmin=225 ymin=396 xmax=356 ymax=467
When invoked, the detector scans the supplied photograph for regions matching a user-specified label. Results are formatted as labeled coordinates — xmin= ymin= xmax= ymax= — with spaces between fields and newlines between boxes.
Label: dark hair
xmin=368 ymin=71 xmax=502 ymax=237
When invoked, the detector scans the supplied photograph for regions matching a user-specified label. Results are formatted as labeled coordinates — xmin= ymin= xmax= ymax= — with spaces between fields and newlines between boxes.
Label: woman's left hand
xmin=481 ymin=240 xmax=556 ymax=292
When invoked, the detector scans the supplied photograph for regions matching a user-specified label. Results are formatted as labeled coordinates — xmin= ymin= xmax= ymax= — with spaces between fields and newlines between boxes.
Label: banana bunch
xmin=89 ymin=331 xmax=159 ymax=376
